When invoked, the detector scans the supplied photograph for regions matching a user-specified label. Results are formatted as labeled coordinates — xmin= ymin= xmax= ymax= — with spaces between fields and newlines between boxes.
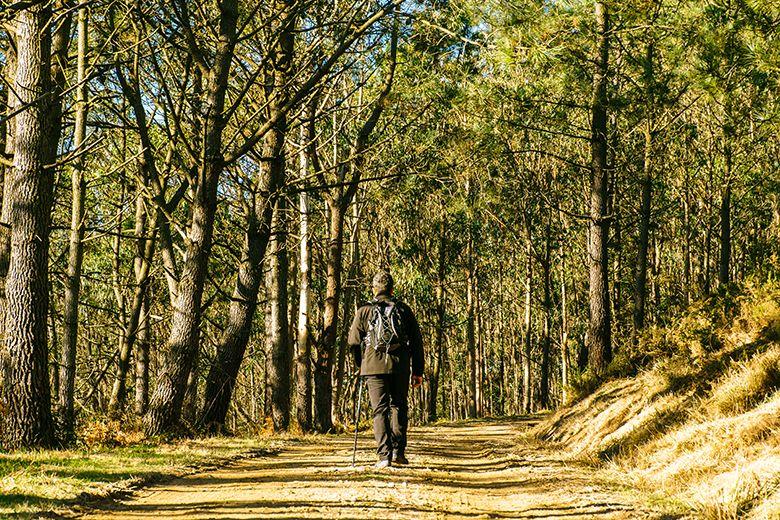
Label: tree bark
xmin=108 ymin=186 xmax=157 ymax=416
xmin=333 ymin=199 xmax=360 ymax=422
xmin=1 ymin=4 xmax=65 ymax=449
xmin=199 ymin=0 xmax=294 ymax=433
xmin=134 ymin=296 xmax=150 ymax=415
xmin=634 ymin=42 xmax=654 ymax=333
xmin=201 ymin=204 xmax=265 ymax=431
xmin=587 ymin=0 xmax=612 ymax=376
xmin=427 ymin=216 xmax=446 ymax=422
xmin=559 ymin=222 xmax=570 ymax=404
xmin=634 ymin=119 xmax=652 ymax=332
xmin=466 ymin=222 xmax=477 ymax=418
xmin=522 ymin=222 xmax=532 ymax=414
xmin=314 ymin=200 xmax=345 ymax=432
xmin=0 ymin=41 xmax=16 ymax=401
xmin=719 ymin=113 xmax=733 ymax=287
xmin=268 ymin=195 xmax=291 ymax=431
xmin=295 ymin=126 xmax=313 ymax=431
xmin=144 ymin=0 xmax=238 ymax=436
xmin=539 ymin=226 xmax=551 ymax=409
xmin=59 ymin=3 xmax=88 ymax=439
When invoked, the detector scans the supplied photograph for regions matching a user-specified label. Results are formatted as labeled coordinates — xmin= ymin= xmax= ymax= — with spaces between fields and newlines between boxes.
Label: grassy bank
xmin=534 ymin=281 xmax=780 ymax=519
xmin=0 ymin=435 xmax=266 ymax=518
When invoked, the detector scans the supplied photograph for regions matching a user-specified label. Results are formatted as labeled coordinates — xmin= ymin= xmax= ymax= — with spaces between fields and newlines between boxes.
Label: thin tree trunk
xmin=539 ymin=228 xmax=551 ymax=409
xmin=268 ymin=195 xmax=291 ymax=431
xmin=684 ymin=167 xmax=692 ymax=305
xmin=634 ymin=42 xmax=654 ymax=333
xmin=560 ymin=231 xmax=570 ymax=404
xmin=134 ymin=295 xmax=150 ymax=415
xmin=0 ymin=43 xmax=16 ymax=401
xmin=704 ymin=141 xmax=714 ymax=295
xmin=295 ymin=127 xmax=313 ymax=431
xmin=522 ymin=222 xmax=533 ymax=414
xmin=314 ymin=200 xmax=345 ymax=432
xmin=108 ymin=184 xmax=157 ymax=415
xmin=587 ymin=0 xmax=612 ymax=376
xmin=719 ymin=162 xmax=732 ymax=287
xmin=427 ymin=216 xmax=446 ymax=422
xmin=476 ymin=283 xmax=484 ymax=416
xmin=311 ymin=21 xmax=397 ymax=432
xmin=265 ymin=0 xmax=296 ymax=433
xmin=182 ymin=350 xmax=200 ymax=425
xmin=59 ymin=5 xmax=88 ymax=438
xmin=634 ymin=118 xmax=652 ymax=332
xmin=466 ymin=227 xmax=477 ymax=418
xmin=333 ymin=201 xmax=359 ymax=423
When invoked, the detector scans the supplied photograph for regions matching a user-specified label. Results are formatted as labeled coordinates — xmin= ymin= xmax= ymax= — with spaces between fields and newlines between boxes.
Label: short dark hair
xmin=372 ymin=271 xmax=394 ymax=297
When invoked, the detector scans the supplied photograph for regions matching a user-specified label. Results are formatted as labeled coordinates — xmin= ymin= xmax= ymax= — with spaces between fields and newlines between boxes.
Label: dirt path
xmin=81 ymin=419 xmax=663 ymax=519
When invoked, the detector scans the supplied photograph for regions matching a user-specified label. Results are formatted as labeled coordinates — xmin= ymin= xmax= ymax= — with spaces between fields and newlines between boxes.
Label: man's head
xmin=372 ymin=271 xmax=394 ymax=298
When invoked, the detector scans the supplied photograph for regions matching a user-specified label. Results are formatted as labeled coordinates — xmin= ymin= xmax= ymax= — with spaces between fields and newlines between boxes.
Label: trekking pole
xmin=352 ymin=376 xmax=364 ymax=466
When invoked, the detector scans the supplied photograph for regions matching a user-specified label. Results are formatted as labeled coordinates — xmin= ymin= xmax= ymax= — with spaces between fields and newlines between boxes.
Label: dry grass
xmin=535 ymin=282 xmax=780 ymax=519
xmin=706 ymin=346 xmax=780 ymax=417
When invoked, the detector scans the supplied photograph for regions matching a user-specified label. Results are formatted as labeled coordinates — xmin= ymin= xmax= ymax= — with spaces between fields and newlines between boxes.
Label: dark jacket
xmin=348 ymin=293 xmax=424 ymax=377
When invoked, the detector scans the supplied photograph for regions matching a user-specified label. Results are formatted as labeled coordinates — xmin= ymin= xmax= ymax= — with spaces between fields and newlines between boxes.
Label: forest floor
xmin=77 ymin=417 xmax=675 ymax=520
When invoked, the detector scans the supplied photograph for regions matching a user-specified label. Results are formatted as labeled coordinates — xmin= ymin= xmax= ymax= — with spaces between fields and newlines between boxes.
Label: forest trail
xmin=81 ymin=419 xmax=662 ymax=519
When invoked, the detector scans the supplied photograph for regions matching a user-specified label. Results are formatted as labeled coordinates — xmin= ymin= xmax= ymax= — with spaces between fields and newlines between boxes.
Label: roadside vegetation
xmin=0 ymin=426 xmax=265 ymax=518
xmin=535 ymin=281 xmax=780 ymax=519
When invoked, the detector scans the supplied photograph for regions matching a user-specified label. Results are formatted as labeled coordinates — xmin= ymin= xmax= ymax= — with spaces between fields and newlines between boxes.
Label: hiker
xmin=348 ymin=271 xmax=424 ymax=469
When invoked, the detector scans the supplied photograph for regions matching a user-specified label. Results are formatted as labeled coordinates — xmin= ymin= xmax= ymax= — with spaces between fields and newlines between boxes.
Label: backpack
xmin=364 ymin=299 xmax=406 ymax=354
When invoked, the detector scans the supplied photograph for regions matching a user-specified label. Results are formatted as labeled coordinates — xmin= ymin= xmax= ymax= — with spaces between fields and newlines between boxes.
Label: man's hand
xmin=411 ymin=375 xmax=423 ymax=388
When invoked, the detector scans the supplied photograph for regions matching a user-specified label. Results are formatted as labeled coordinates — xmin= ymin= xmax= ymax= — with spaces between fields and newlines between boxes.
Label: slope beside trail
xmin=80 ymin=418 xmax=667 ymax=519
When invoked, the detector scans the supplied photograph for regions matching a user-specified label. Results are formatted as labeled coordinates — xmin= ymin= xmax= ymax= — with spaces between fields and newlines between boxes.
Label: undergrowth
xmin=535 ymin=280 xmax=780 ymax=519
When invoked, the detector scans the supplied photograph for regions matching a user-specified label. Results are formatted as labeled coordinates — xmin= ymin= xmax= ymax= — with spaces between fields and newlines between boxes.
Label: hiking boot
xmin=392 ymin=453 xmax=409 ymax=465
xmin=374 ymin=459 xmax=391 ymax=469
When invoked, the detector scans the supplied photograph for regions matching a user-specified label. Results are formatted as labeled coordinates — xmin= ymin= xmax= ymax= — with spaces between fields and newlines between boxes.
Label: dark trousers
xmin=365 ymin=372 xmax=409 ymax=460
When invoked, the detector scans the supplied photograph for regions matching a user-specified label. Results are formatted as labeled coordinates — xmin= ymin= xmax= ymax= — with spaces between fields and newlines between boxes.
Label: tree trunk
xmin=268 ymin=195 xmax=291 ymax=431
xmin=587 ymin=0 xmax=612 ymax=376
xmin=683 ymin=167 xmax=692 ymax=305
xmin=2 ymin=4 xmax=62 ymax=448
xmin=59 ymin=5 xmax=88 ymax=438
xmin=182 ymin=351 xmax=200 ymax=425
xmin=634 ymin=118 xmax=652 ymax=332
xmin=199 ymin=0 xmax=294 ymax=433
xmin=427 ymin=216 xmax=446 ymax=422
xmin=314 ymin=200 xmax=345 ymax=432
xmin=0 ymin=43 xmax=16 ymax=402
xmin=108 ymin=185 xmax=157 ymax=416
xmin=719 ymin=126 xmax=732 ymax=287
xmin=333 ymin=200 xmax=360 ymax=423
xmin=265 ymin=0 xmax=296 ymax=434
xmin=559 ymin=228 xmax=570 ymax=404
xmin=522 ymin=222 xmax=533 ymax=414
xmin=295 ymin=127 xmax=313 ymax=431
xmin=466 ymin=228 xmax=477 ymax=418
xmin=200 ymin=206 xmax=265 ymax=431
xmin=539 ymin=228 xmax=551 ymax=410
xmin=310 ymin=20 xmax=397 ymax=432
xmin=134 ymin=295 xmax=150 ymax=415
xmin=144 ymin=0 xmax=238 ymax=436
xmin=634 ymin=42 xmax=654 ymax=333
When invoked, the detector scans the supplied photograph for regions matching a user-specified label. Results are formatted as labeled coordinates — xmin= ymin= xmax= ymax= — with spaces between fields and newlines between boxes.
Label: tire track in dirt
xmin=80 ymin=418 xmax=665 ymax=519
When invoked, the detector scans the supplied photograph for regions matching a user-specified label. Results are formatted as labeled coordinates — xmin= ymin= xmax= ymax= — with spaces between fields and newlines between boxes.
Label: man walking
xmin=349 ymin=271 xmax=424 ymax=468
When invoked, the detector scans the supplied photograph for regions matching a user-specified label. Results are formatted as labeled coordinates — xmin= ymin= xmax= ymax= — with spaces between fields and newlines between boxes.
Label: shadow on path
xmin=81 ymin=419 xmax=663 ymax=519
